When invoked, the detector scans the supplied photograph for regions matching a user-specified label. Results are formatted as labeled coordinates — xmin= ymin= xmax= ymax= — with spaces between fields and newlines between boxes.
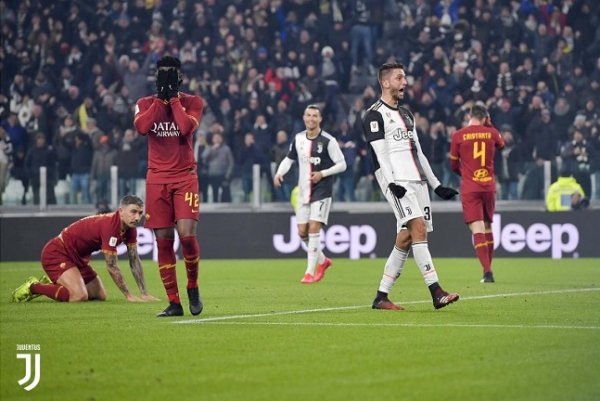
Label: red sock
xmin=180 ymin=236 xmax=199 ymax=289
xmin=156 ymin=238 xmax=180 ymax=304
xmin=485 ymin=232 xmax=494 ymax=266
xmin=30 ymin=283 xmax=70 ymax=302
xmin=473 ymin=233 xmax=491 ymax=273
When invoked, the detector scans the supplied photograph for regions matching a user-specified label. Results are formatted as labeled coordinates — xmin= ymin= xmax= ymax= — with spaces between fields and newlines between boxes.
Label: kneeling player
xmin=10 ymin=195 xmax=159 ymax=303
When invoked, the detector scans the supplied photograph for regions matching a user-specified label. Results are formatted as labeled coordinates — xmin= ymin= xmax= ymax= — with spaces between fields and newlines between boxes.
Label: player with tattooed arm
xmin=10 ymin=195 xmax=159 ymax=303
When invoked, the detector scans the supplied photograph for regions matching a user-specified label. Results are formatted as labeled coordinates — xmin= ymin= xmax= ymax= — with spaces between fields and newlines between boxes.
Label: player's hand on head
xmin=388 ymin=183 xmax=407 ymax=199
xmin=434 ymin=185 xmax=459 ymax=200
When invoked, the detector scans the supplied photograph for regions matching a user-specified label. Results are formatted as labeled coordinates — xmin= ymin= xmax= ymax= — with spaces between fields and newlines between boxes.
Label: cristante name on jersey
xmin=150 ymin=121 xmax=181 ymax=137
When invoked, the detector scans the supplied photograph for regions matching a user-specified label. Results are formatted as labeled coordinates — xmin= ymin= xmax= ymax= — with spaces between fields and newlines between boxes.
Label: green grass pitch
xmin=1 ymin=258 xmax=599 ymax=401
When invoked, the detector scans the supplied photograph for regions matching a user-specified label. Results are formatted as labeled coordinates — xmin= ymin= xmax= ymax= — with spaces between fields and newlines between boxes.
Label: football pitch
xmin=1 ymin=258 xmax=598 ymax=401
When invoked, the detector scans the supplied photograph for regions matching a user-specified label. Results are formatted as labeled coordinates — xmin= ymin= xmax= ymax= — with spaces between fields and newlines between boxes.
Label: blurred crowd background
xmin=1 ymin=0 xmax=599 ymax=206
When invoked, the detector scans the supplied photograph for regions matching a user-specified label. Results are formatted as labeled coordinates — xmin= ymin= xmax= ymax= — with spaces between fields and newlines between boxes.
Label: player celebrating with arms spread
xmin=450 ymin=104 xmax=504 ymax=283
xmin=274 ymin=105 xmax=347 ymax=283
xmin=10 ymin=195 xmax=159 ymax=303
xmin=134 ymin=56 xmax=204 ymax=317
xmin=362 ymin=62 xmax=459 ymax=310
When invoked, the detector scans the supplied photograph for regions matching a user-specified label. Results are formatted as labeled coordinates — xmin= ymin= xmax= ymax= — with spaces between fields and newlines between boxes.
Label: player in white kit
xmin=274 ymin=105 xmax=347 ymax=283
xmin=362 ymin=62 xmax=460 ymax=310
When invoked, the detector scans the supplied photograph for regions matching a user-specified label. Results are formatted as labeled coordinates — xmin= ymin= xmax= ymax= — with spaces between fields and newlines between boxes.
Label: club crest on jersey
xmin=317 ymin=142 xmax=323 ymax=154
xmin=150 ymin=121 xmax=181 ymax=137
xmin=370 ymin=121 xmax=379 ymax=132
xmin=401 ymin=110 xmax=413 ymax=126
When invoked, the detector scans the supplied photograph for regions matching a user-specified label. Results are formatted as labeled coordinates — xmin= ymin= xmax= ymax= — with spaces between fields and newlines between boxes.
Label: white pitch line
xmin=195 ymin=321 xmax=600 ymax=331
xmin=174 ymin=287 xmax=600 ymax=325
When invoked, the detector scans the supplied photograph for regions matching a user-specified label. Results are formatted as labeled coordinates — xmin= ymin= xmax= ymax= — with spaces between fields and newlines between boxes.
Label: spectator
xmin=561 ymin=129 xmax=594 ymax=197
xmin=202 ymin=132 xmax=234 ymax=203
xmin=117 ymin=129 xmax=139 ymax=198
xmin=70 ymin=132 xmax=93 ymax=205
xmin=270 ymin=130 xmax=295 ymax=202
xmin=495 ymin=127 xmax=524 ymax=200
xmin=350 ymin=0 xmax=376 ymax=75
xmin=90 ymin=135 xmax=117 ymax=204
xmin=335 ymin=120 xmax=357 ymax=202
xmin=53 ymin=114 xmax=78 ymax=180
xmin=196 ymin=134 xmax=210 ymax=203
xmin=240 ymin=132 xmax=263 ymax=203
xmin=24 ymin=132 xmax=56 ymax=205
xmin=0 ymin=127 xmax=13 ymax=204
xmin=522 ymin=108 xmax=560 ymax=199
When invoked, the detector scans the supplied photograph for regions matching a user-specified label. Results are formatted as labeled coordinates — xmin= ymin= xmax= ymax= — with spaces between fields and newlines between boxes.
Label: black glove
xmin=434 ymin=185 xmax=458 ymax=200
xmin=164 ymin=68 xmax=180 ymax=99
xmin=388 ymin=183 xmax=407 ymax=199
xmin=156 ymin=69 xmax=170 ymax=100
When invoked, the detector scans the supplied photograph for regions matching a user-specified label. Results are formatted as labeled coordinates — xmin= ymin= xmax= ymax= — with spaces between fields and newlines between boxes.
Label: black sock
xmin=428 ymin=282 xmax=440 ymax=297
xmin=375 ymin=290 xmax=388 ymax=300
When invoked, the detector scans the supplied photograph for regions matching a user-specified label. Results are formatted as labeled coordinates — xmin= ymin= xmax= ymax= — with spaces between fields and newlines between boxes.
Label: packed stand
xmin=1 ymin=0 xmax=599 ymax=206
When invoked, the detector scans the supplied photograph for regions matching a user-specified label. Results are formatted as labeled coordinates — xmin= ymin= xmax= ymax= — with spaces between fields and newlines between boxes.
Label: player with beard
xmin=361 ymin=62 xmax=460 ymax=310
xmin=134 ymin=56 xmax=204 ymax=317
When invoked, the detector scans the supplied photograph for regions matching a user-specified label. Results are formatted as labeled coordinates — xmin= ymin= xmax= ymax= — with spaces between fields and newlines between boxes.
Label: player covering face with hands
xmin=362 ymin=62 xmax=459 ymax=311
xmin=134 ymin=56 xmax=205 ymax=317
xmin=156 ymin=65 xmax=181 ymax=100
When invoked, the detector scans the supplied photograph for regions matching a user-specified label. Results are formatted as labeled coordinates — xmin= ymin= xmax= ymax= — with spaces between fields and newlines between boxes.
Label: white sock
xmin=303 ymin=236 xmax=325 ymax=265
xmin=412 ymin=241 xmax=439 ymax=286
xmin=305 ymin=233 xmax=320 ymax=275
xmin=378 ymin=246 xmax=409 ymax=293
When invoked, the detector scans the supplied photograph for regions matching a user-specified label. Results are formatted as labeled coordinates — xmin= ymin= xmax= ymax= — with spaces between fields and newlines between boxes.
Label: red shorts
xmin=40 ymin=238 xmax=98 ymax=284
xmin=144 ymin=178 xmax=200 ymax=229
xmin=461 ymin=191 xmax=496 ymax=224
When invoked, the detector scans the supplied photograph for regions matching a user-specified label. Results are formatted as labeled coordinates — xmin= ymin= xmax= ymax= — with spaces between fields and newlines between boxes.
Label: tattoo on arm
xmin=127 ymin=244 xmax=147 ymax=294
xmin=104 ymin=253 xmax=130 ymax=296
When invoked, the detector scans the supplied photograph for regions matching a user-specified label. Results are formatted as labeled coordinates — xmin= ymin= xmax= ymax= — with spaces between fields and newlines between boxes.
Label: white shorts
xmin=296 ymin=197 xmax=332 ymax=225
xmin=383 ymin=181 xmax=433 ymax=233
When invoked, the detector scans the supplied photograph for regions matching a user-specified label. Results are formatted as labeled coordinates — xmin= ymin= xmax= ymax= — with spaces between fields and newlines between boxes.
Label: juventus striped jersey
xmin=362 ymin=99 xmax=441 ymax=188
xmin=275 ymin=130 xmax=346 ymax=204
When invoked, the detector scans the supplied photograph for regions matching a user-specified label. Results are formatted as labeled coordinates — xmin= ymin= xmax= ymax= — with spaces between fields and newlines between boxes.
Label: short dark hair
xmin=378 ymin=62 xmax=405 ymax=83
xmin=304 ymin=104 xmax=321 ymax=115
xmin=120 ymin=195 xmax=144 ymax=208
xmin=470 ymin=104 xmax=489 ymax=121
xmin=157 ymin=56 xmax=181 ymax=70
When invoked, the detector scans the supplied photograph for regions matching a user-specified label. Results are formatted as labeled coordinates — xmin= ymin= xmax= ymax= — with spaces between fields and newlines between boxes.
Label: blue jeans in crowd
xmin=336 ymin=169 xmax=356 ymax=202
xmin=350 ymin=24 xmax=373 ymax=68
xmin=70 ymin=173 xmax=91 ymax=204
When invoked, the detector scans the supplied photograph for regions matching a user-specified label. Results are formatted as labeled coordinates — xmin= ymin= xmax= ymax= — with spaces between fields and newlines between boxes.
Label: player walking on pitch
xmin=274 ymin=105 xmax=347 ymax=283
xmin=10 ymin=195 xmax=159 ymax=303
xmin=134 ymin=56 xmax=204 ymax=317
xmin=450 ymin=104 xmax=504 ymax=283
xmin=362 ymin=62 xmax=460 ymax=310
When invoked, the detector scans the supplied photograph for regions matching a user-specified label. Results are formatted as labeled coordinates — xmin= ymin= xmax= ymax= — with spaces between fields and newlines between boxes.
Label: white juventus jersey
xmin=362 ymin=99 xmax=440 ymax=188
xmin=275 ymin=130 xmax=346 ymax=204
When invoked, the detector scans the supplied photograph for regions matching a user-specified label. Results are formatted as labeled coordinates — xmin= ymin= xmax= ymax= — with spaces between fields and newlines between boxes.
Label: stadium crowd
xmin=1 ymin=0 xmax=599 ymax=206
